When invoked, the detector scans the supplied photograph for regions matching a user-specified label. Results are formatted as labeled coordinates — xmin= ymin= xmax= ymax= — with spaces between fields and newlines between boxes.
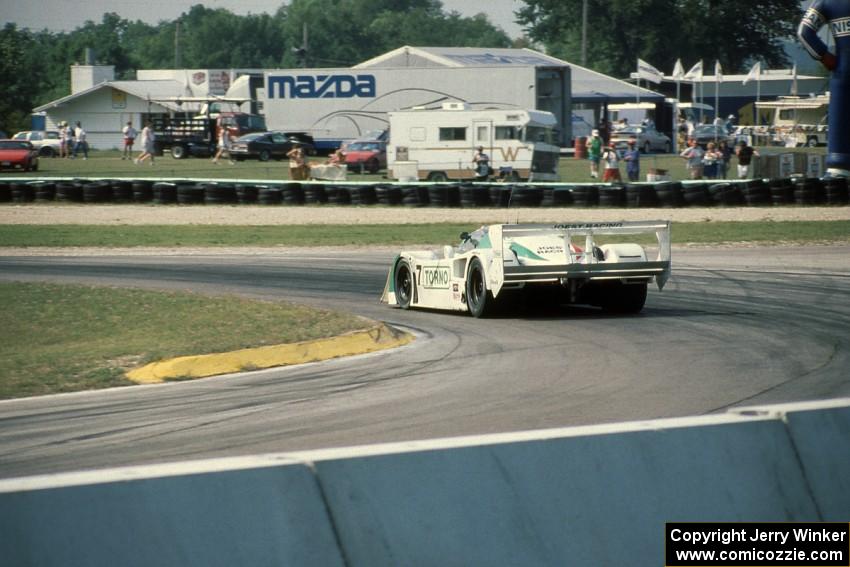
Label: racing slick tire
xmin=600 ymin=281 xmax=648 ymax=314
xmin=394 ymin=259 xmax=414 ymax=309
xmin=466 ymin=257 xmax=493 ymax=318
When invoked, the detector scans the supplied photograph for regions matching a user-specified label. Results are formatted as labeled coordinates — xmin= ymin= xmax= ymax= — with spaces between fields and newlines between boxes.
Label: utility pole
xmin=174 ymin=21 xmax=181 ymax=69
xmin=581 ymin=0 xmax=588 ymax=66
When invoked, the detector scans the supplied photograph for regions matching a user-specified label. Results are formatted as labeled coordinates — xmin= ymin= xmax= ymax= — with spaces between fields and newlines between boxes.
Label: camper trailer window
xmin=495 ymin=126 xmax=519 ymax=140
xmin=439 ymin=127 xmax=467 ymax=141
xmin=779 ymin=109 xmax=796 ymax=120
xmin=476 ymin=126 xmax=489 ymax=143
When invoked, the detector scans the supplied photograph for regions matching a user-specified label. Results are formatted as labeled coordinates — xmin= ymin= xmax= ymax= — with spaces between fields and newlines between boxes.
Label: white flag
xmin=715 ymin=60 xmax=723 ymax=82
xmin=672 ymin=58 xmax=685 ymax=80
xmin=742 ymin=61 xmax=761 ymax=85
xmin=683 ymin=60 xmax=703 ymax=80
xmin=637 ymin=58 xmax=664 ymax=84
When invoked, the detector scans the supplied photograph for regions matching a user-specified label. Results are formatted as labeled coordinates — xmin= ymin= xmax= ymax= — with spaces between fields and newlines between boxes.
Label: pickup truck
xmin=153 ymin=112 xmax=266 ymax=159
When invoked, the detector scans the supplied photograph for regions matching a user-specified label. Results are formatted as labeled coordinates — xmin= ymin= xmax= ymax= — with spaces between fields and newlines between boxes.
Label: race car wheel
xmin=466 ymin=257 xmax=492 ymax=318
xmin=394 ymin=260 xmax=414 ymax=309
xmin=601 ymin=281 xmax=647 ymax=314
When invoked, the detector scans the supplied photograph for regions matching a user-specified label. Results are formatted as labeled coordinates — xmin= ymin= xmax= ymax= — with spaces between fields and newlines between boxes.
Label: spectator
xmin=211 ymin=122 xmax=235 ymax=165
xmin=71 ymin=121 xmax=88 ymax=160
xmin=600 ymin=143 xmax=622 ymax=183
xmin=717 ymin=140 xmax=733 ymax=179
xmin=58 ymin=122 xmax=69 ymax=159
xmin=680 ymin=138 xmax=705 ymax=179
xmin=287 ymin=142 xmax=307 ymax=180
xmin=64 ymin=122 xmax=75 ymax=159
xmin=134 ymin=120 xmax=155 ymax=165
xmin=586 ymin=129 xmax=603 ymax=179
xmin=472 ymin=146 xmax=491 ymax=179
xmin=703 ymin=142 xmax=720 ymax=179
xmin=623 ymin=138 xmax=640 ymax=182
xmin=122 ymin=121 xmax=137 ymax=160
xmin=735 ymin=140 xmax=759 ymax=179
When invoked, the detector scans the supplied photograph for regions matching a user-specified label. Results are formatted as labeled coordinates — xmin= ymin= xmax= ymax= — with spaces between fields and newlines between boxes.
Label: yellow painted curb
xmin=126 ymin=323 xmax=414 ymax=384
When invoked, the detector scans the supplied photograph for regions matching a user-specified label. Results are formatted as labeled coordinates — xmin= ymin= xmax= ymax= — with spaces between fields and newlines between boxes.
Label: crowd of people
xmin=583 ymin=125 xmax=760 ymax=182
xmin=50 ymin=116 xmax=765 ymax=183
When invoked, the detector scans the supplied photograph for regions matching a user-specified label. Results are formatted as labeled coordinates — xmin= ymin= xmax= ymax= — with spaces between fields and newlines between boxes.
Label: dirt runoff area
xmin=2 ymin=204 xmax=849 ymax=225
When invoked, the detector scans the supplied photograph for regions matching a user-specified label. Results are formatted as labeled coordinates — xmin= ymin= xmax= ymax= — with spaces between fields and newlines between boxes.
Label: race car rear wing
xmin=490 ymin=221 xmax=672 ymax=295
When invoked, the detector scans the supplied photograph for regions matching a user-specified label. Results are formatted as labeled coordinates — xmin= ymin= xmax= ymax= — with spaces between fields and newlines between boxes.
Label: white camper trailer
xmin=387 ymin=104 xmax=561 ymax=182
xmin=756 ymin=93 xmax=829 ymax=147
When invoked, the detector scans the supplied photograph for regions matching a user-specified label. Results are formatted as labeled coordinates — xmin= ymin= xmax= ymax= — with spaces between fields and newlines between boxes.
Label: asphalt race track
xmin=1 ymin=246 xmax=849 ymax=479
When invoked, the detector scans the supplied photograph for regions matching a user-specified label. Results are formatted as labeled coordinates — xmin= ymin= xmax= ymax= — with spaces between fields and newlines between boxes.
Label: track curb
xmin=125 ymin=323 xmax=413 ymax=384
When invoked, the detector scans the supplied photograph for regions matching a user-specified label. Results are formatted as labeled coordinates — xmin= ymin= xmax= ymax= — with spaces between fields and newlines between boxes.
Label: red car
xmin=343 ymin=140 xmax=387 ymax=173
xmin=0 ymin=140 xmax=39 ymax=172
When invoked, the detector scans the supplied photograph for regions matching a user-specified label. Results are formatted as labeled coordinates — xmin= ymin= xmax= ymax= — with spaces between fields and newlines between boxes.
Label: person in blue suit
xmin=798 ymin=0 xmax=850 ymax=177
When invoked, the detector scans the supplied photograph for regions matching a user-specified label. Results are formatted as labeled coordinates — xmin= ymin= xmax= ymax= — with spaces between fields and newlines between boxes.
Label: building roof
xmin=355 ymin=46 xmax=664 ymax=103
xmin=34 ymin=80 xmax=190 ymax=112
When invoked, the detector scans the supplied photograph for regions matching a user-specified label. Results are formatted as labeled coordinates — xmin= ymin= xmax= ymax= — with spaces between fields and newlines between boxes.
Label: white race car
xmin=382 ymin=221 xmax=671 ymax=317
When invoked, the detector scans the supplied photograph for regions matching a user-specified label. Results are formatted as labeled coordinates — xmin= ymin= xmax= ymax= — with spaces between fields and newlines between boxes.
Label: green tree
xmin=516 ymin=0 xmax=802 ymax=78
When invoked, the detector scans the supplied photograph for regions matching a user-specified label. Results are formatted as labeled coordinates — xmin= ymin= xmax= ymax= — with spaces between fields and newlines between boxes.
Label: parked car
xmin=610 ymin=125 xmax=671 ymax=154
xmin=343 ymin=140 xmax=387 ymax=173
xmin=230 ymin=131 xmax=316 ymax=162
xmin=0 ymin=140 xmax=39 ymax=171
xmin=12 ymin=130 xmax=62 ymax=157
xmin=689 ymin=124 xmax=737 ymax=149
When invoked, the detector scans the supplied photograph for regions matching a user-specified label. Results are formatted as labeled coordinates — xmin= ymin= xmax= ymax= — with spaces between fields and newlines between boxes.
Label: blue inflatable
xmin=799 ymin=0 xmax=850 ymax=176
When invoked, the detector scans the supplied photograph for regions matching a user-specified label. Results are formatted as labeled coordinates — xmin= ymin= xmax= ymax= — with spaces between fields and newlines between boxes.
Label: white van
xmin=387 ymin=103 xmax=560 ymax=182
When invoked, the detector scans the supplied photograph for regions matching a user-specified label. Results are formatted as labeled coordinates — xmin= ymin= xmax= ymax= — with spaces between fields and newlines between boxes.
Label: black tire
xmin=466 ymin=257 xmax=493 ymax=318
xmin=394 ymin=260 xmax=414 ymax=309
xmin=366 ymin=158 xmax=380 ymax=174
xmin=427 ymin=171 xmax=449 ymax=182
xmin=806 ymin=137 xmax=819 ymax=148
xmin=598 ymin=185 xmax=626 ymax=207
xmin=39 ymin=146 xmax=56 ymax=158
xmin=600 ymin=281 xmax=648 ymax=314
xmin=259 ymin=149 xmax=271 ymax=162
xmin=171 ymin=145 xmax=188 ymax=159
xmin=664 ymin=141 xmax=672 ymax=154
xmin=643 ymin=142 xmax=651 ymax=154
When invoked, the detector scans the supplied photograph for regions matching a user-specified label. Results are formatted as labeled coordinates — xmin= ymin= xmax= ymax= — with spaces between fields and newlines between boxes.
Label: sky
xmin=1 ymin=0 xmax=527 ymax=38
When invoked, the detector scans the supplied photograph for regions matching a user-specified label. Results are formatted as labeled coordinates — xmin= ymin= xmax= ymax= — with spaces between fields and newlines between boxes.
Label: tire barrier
xmin=624 ymin=183 xmax=658 ymax=208
xmin=769 ymin=178 xmax=795 ymax=206
xmin=257 ymin=186 xmax=282 ymax=205
xmin=598 ymin=185 xmax=626 ymax=208
xmin=235 ymin=184 xmax=258 ymax=205
xmin=375 ymin=185 xmax=402 ymax=206
xmin=55 ymin=181 xmax=84 ymax=203
xmin=655 ymin=181 xmax=685 ymax=208
xmin=204 ymin=183 xmax=238 ymax=205
xmin=824 ymin=176 xmax=850 ymax=205
xmin=280 ymin=183 xmax=303 ymax=205
xmin=793 ymin=177 xmax=826 ymax=205
xmin=2 ymin=177 xmax=849 ymax=209
xmin=709 ymin=182 xmax=745 ymax=206
xmin=570 ymin=184 xmax=599 ymax=207
xmin=176 ymin=183 xmax=204 ymax=205
xmin=132 ymin=180 xmax=154 ymax=203
xmin=34 ymin=182 xmax=56 ymax=202
xmin=742 ymin=179 xmax=771 ymax=206
xmin=152 ymin=182 xmax=177 ymax=205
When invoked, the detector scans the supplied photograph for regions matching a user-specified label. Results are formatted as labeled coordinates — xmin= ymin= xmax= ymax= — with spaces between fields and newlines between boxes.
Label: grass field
xmin=0 ymin=281 xmax=370 ymax=399
xmin=1 ymin=221 xmax=849 ymax=248
xmin=20 ymin=146 xmax=828 ymax=184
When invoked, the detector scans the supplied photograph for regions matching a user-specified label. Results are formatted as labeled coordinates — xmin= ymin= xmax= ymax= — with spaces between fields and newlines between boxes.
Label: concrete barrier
xmin=1 ymin=399 xmax=847 ymax=567
xmin=0 ymin=456 xmax=345 ymax=567
xmin=731 ymin=398 xmax=850 ymax=521
xmin=301 ymin=414 xmax=818 ymax=567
